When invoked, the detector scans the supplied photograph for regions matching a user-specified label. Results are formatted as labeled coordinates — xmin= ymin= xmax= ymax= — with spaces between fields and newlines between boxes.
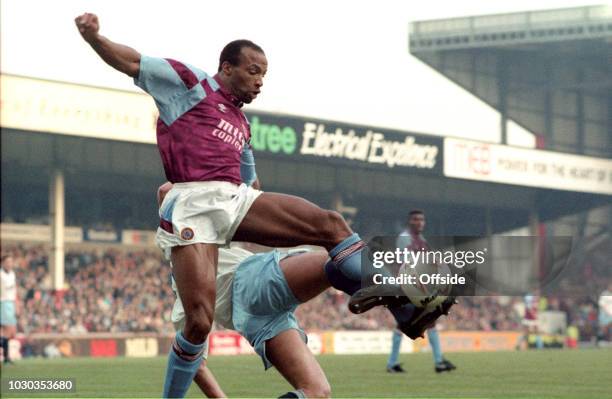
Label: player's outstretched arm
xmin=75 ymin=13 xmax=140 ymax=78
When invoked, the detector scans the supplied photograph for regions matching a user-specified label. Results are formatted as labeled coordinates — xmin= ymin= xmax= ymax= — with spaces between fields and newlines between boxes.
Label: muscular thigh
xmin=171 ymin=243 xmax=218 ymax=314
xmin=233 ymin=192 xmax=349 ymax=249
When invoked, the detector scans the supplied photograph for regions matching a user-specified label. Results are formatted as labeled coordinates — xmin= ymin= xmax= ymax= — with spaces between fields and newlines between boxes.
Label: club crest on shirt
xmin=180 ymin=227 xmax=195 ymax=241
xmin=217 ymin=103 xmax=227 ymax=113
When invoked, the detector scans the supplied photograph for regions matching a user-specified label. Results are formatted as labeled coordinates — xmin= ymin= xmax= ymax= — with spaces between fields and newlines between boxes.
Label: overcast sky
xmin=1 ymin=0 xmax=602 ymax=143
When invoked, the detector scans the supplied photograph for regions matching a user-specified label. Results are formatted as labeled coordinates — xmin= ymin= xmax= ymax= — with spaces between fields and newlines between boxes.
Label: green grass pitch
xmin=1 ymin=349 xmax=611 ymax=398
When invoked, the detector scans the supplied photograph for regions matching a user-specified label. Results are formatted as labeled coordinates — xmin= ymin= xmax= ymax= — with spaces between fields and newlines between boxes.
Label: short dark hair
xmin=218 ymin=39 xmax=265 ymax=72
xmin=408 ymin=209 xmax=425 ymax=220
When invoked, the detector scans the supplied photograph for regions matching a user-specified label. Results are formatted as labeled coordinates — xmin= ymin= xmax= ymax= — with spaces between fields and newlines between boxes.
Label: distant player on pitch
xmin=386 ymin=210 xmax=456 ymax=374
xmin=598 ymin=283 xmax=612 ymax=345
xmin=515 ymin=293 xmax=543 ymax=350
xmin=1 ymin=254 xmax=18 ymax=365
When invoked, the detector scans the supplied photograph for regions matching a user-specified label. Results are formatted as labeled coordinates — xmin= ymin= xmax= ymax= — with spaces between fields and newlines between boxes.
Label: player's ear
xmin=221 ymin=61 xmax=233 ymax=75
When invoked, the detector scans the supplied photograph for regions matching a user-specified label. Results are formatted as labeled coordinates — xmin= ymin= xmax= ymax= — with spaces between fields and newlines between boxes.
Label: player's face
xmin=2 ymin=256 xmax=14 ymax=271
xmin=227 ymin=47 xmax=267 ymax=104
xmin=408 ymin=214 xmax=425 ymax=234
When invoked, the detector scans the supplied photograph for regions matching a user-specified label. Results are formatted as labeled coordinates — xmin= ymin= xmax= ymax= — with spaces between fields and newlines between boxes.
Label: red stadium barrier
xmin=90 ymin=339 xmax=118 ymax=357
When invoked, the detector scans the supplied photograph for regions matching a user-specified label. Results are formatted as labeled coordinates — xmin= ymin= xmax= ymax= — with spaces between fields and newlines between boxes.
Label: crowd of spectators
xmin=1 ymin=244 xmax=607 ymax=341
xmin=6 ymin=245 xmax=174 ymax=335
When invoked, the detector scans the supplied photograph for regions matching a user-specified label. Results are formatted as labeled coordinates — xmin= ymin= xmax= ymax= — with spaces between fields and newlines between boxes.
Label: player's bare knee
xmin=185 ymin=315 xmax=212 ymax=342
xmin=184 ymin=303 xmax=214 ymax=342
xmin=319 ymin=383 xmax=332 ymax=398
xmin=321 ymin=210 xmax=351 ymax=247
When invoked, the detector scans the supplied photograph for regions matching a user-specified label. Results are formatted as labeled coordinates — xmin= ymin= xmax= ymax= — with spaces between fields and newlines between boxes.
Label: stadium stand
xmin=2 ymin=244 xmax=606 ymax=343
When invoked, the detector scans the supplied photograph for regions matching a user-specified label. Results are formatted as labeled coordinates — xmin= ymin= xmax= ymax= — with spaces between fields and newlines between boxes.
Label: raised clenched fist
xmin=75 ymin=13 xmax=100 ymax=42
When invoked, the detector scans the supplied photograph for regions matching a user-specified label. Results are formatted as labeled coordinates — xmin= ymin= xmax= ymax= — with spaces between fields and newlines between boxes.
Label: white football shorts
xmin=156 ymin=181 xmax=262 ymax=255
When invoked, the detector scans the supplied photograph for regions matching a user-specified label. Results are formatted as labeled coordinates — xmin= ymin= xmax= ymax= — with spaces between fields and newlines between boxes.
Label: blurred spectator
xmin=44 ymin=343 xmax=61 ymax=358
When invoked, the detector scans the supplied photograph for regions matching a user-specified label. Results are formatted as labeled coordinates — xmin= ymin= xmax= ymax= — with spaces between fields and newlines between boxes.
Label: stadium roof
xmin=409 ymin=5 xmax=612 ymax=51
xmin=408 ymin=5 xmax=612 ymax=158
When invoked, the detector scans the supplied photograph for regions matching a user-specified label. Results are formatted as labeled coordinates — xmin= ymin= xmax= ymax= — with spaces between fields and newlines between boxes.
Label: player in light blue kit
xmin=387 ymin=210 xmax=456 ymax=374
xmin=158 ymin=185 xmax=455 ymax=398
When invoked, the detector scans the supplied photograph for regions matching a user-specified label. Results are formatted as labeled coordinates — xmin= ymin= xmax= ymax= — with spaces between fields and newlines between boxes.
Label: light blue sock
xmin=162 ymin=331 xmax=205 ymax=398
xmin=329 ymin=233 xmax=364 ymax=281
xmin=535 ymin=334 xmax=544 ymax=349
xmin=427 ymin=328 xmax=444 ymax=364
xmin=387 ymin=329 xmax=403 ymax=368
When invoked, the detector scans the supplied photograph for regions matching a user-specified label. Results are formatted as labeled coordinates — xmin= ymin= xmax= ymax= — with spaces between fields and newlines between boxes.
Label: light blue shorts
xmin=232 ymin=250 xmax=306 ymax=369
xmin=0 ymin=300 xmax=17 ymax=326
xmin=600 ymin=313 xmax=612 ymax=327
